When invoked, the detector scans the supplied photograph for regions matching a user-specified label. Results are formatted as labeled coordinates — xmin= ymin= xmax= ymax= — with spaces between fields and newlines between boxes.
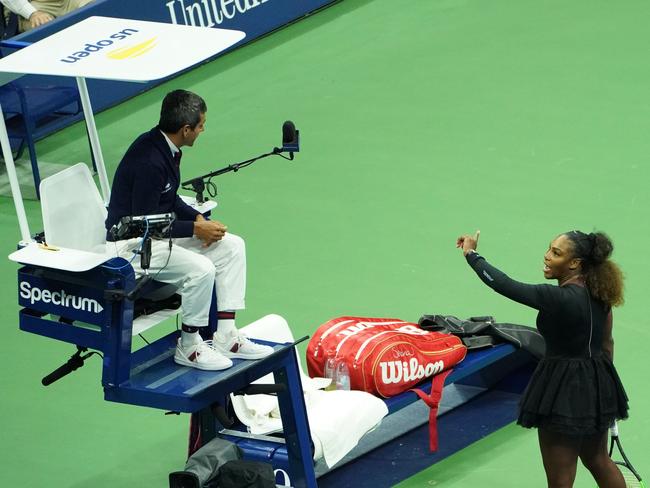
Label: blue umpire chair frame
xmin=10 ymin=158 xmax=317 ymax=486
xmin=16 ymin=254 xmax=317 ymax=486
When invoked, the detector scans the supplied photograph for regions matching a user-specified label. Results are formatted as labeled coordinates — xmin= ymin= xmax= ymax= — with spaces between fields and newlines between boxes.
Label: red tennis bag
xmin=306 ymin=317 xmax=467 ymax=451
xmin=307 ymin=317 xmax=467 ymax=397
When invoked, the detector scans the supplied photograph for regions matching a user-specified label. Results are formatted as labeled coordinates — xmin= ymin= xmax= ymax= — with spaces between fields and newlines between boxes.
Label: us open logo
xmin=59 ymin=28 xmax=158 ymax=64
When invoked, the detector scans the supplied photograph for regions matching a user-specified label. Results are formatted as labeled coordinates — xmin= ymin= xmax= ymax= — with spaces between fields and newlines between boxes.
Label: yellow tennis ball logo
xmin=106 ymin=37 xmax=158 ymax=60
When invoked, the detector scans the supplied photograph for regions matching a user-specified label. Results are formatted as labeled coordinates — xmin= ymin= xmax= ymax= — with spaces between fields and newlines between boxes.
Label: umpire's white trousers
xmin=112 ymin=233 xmax=246 ymax=327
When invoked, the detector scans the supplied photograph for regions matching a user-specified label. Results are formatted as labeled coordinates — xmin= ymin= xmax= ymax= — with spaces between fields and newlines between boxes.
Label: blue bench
xmin=214 ymin=343 xmax=536 ymax=487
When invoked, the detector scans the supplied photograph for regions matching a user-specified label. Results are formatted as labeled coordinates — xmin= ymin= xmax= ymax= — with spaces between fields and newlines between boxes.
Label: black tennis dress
xmin=466 ymin=251 xmax=629 ymax=436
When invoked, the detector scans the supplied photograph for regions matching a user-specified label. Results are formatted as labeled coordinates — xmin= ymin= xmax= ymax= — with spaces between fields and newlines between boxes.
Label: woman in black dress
xmin=456 ymin=230 xmax=629 ymax=488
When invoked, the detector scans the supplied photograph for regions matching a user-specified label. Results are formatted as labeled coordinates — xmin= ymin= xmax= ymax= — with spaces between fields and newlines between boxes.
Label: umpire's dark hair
xmin=158 ymin=90 xmax=207 ymax=133
xmin=564 ymin=230 xmax=624 ymax=307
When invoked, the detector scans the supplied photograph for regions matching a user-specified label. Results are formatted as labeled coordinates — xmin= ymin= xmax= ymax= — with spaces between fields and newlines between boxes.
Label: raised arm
xmin=465 ymin=251 xmax=559 ymax=310
xmin=457 ymin=231 xmax=559 ymax=310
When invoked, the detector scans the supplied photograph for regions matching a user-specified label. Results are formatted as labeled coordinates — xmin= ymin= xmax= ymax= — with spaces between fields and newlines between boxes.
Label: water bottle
xmin=335 ymin=360 xmax=351 ymax=391
xmin=323 ymin=353 xmax=338 ymax=391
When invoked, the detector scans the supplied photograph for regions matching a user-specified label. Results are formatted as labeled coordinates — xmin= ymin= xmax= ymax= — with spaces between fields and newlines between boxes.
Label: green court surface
xmin=1 ymin=0 xmax=649 ymax=486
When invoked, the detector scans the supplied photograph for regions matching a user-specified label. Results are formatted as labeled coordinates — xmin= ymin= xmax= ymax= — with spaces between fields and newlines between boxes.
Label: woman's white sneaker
xmin=212 ymin=332 xmax=274 ymax=360
xmin=174 ymin=339 xmax=233 ymax=370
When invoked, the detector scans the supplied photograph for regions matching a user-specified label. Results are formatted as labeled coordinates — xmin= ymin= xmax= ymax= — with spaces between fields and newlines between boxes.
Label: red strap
xmin=188 ymin=413 xmax=201 ymax=458
xmin=410 ymin=369 xmax=452 ymax=452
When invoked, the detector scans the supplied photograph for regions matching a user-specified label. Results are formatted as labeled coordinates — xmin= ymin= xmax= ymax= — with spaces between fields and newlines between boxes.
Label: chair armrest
xmin=9 ymin=242 xmax=113 ymax=272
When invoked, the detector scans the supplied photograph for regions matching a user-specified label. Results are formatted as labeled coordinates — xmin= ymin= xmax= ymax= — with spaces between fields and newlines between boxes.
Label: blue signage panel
xmin=18 ymin=269 xmax=107 ymax=325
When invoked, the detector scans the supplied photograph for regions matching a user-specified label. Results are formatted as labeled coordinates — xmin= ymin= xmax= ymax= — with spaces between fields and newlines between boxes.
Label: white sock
xmin=181 ymin=330 xmax=202 ymax=348
xmin=215 ymin=319 xmax=237 ymax=342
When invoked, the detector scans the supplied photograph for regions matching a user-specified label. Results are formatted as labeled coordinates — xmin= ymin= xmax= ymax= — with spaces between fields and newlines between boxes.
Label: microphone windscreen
xmin=282 ymin=120 xmax=296 ymax=144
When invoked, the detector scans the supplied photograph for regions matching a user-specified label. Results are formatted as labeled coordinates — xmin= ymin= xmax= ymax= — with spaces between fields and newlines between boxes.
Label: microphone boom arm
xmin=181 ymin=148 xmax=289 ymax=203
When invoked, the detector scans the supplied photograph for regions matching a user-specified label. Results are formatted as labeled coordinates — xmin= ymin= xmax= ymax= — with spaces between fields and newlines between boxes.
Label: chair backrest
xmin=40 ymin=163 xmax=107 ymax=253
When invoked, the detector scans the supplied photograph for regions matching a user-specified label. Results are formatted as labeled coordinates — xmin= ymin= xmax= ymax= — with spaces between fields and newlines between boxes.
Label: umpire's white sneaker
xmin=174 ymin=339 xmax=233 ymax=371
xmin=212 ymin=332 xmax=274 ymax=360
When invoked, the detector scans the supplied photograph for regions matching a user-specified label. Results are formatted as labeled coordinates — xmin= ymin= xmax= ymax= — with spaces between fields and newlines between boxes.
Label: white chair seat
xmin=132 ymin=309 xmax=179 ymax=336
xmin=40 ymin=163 xmax=108 ymax=254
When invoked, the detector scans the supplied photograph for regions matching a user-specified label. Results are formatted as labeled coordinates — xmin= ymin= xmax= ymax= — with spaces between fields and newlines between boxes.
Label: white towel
xmin=232 ymin=315 xmax=388 ymax=467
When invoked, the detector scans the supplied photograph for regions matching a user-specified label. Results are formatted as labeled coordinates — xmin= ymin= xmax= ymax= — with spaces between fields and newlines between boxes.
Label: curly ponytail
xmin=563 ymin=231 xmax=624 ymax=307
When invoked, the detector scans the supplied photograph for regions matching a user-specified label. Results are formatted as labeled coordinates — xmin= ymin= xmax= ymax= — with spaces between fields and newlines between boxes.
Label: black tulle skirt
xmin=517 ymin=354 xmax=629 ymax=436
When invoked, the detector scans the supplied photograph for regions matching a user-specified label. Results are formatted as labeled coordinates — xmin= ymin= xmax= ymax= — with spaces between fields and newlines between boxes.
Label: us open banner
xmin=14 ymin=0 xmax=335 ymax=51
xmin=6 ymin=0 xmax=335 ymax=120
xmin=0 ymin=17 xmax=246 ymax=82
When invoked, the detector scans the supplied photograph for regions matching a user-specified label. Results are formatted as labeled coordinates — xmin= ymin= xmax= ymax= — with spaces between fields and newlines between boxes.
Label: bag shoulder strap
xmin=409 ymin=369 xmax=453 ymax=451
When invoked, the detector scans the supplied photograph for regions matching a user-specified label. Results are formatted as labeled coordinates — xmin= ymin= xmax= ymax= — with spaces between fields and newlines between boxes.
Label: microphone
xmin=282 ymin=121 xmax=295 ymax=146
xmin=276 ymin=120 xmax=299 ymax=158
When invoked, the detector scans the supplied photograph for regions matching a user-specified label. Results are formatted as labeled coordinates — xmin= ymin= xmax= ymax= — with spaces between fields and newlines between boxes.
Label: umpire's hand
xmin=194 ymin=215 xmax=227 ymax=246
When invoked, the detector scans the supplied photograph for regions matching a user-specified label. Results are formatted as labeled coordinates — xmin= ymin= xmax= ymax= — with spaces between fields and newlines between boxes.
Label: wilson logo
xmin=379 ymin=358 xmax=444 ymax=385
xmin=60 ymin=28 xmax=150 ymax=64
xmin=19 ymin=281 xmax=104 ymax=314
